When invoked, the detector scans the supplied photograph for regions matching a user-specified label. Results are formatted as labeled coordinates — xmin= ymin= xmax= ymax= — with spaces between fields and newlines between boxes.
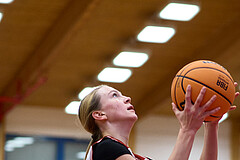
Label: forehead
xmin=97 ymin=86 xmax=116 ymax=96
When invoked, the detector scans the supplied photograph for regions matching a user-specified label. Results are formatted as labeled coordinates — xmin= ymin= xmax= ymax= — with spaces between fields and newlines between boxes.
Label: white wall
xmin=5 ymin=105 xmax=91 ymax=139
xmin=135 ymin=115 xmax=231 ymax=160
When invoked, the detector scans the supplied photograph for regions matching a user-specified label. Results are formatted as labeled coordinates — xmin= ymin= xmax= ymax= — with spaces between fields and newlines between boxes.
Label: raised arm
xmin=200 ymin=82 xmax=239 ymax=160
xmin=169 ymin=85 xmax=219 ymax=160
xmin=199 ymin=122 xmax=219 ymax=160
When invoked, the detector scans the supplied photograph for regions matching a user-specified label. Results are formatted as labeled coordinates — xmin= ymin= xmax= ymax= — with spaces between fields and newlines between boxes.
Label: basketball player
xmin=78 ymin=83 xmax=239 ymax=160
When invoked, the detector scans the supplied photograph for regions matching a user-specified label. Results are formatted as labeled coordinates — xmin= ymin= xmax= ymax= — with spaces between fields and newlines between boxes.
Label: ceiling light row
xmin=65 ymin=51 xmax=150 ymax=114
xmin=138 ymin=3 xmax=200 ymax=43
xmin=65 ymin=2 xmax=200 ymax=115
xmin=96 ymin=2 xmax=200 ymax=84
xmin=97 ymin=51 xmax=149 ymax=83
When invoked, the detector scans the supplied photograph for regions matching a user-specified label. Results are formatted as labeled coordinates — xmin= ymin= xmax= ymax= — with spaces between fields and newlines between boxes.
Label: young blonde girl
xmin=78 ymin=84 xmax=239 ymax=160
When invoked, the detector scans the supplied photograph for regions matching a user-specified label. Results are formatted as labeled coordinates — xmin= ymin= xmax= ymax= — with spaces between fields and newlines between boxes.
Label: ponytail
xmin=84 ymin=128 xmax=103 ymax=160
xmin=78 ymin=85 xmax=105 ymax=160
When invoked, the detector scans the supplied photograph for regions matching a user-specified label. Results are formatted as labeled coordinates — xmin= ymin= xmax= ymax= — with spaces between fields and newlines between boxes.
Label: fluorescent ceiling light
xmin=137 ymin=26 xmax=175 ymax=43
xmin=97 ymin=67 xmax=132 ymax=83
xmin=0 ymin=0 xmax=14 ymax=4
xmin=113 ymin=51 xmax=149 ymax=68
xmin=65 ymin=101 xmax=81 ymax=115
xmin=78 ymin=87 xmax=96 ymax=100
xmin=159 ymin=3 xmax=200 ymax=21
xmin=0 ymin=13 xmax=3 ymax=22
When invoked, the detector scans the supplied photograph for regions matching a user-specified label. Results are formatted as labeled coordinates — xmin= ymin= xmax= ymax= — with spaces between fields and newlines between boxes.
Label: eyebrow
xmin=108 ymin=90 xmax=121 ymax=95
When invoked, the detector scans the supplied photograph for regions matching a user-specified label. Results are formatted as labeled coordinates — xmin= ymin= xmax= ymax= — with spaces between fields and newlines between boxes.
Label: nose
xmin=124 ymin=96 xmax=131 ymax=104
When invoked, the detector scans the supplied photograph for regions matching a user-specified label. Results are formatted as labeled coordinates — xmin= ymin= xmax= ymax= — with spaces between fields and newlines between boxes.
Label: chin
xmin=132 ymin=114 xmax=138 ymax=122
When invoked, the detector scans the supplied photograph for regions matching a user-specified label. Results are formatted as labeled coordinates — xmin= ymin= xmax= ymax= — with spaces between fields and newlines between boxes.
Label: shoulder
xmin=92 ymin=136 xmax=132 ymax=160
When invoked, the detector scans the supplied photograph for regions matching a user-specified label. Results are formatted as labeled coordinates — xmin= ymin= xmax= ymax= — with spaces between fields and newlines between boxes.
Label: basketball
xmin=171 ymin=60 xmax=235 ymax=122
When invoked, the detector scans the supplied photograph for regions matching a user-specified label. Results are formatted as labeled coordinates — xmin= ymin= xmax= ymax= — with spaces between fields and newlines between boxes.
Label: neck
xmin=101 ymin=121 xmax=135 ymax=145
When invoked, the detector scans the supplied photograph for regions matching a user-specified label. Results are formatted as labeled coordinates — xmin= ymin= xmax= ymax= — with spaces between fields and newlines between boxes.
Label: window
xmin=5 ymin=134 xmax=90 ymax=160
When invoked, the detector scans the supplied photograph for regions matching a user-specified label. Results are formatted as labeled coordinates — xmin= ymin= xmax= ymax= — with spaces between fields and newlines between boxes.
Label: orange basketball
xmin=171 ymin=60 xmax=235 ymax=122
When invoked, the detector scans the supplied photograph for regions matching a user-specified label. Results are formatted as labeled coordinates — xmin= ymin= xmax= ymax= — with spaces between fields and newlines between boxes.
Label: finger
xmin=229 ymin=106 xmax=236 ymax=111
xmin=200 ymin=95 xmax=217 ymax=114
xmin=185 ymin=85 xmax=192 ymax=110
xmin=199 ymin=95 xmax=216 ymax=116
xmin=194 ymin=87 xmax=206 ymax=107
xmin=202 ymin=107 xmax=220 ymax=119
xmin=172 ymin=102 xmax=180 ymax=115
xmin=235 ymin=92 xmax=239 ymax=98
xmin=234 ymin=82 xmax=238 ymax=87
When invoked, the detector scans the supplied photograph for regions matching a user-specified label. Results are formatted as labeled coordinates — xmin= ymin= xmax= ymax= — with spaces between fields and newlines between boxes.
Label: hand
xmin=228 ymin=82 xmax=239 ymax=111
xmin=172 ymin=85 xmax=220 ymax=133
xmin=212 ymin=82 xmax=239 ymax=124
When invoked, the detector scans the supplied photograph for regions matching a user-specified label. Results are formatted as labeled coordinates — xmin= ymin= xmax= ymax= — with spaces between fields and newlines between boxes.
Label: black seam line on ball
xmin=176 ymin=75 xmax=232 ymax=105
xmin=181 ymin=67 xmax=234 ymax=94
xmin=204 ymin=116 xmax=221 ymax=122
xmin=182 ymin=67 xmax=234 ymax=84
xmin=209 ymin=114 xmax=222 ymax=118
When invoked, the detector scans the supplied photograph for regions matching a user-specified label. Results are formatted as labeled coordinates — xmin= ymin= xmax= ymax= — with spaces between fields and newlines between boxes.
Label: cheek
xmin=104 ymin=104 xmax=125 ymax=116
xmin=101 ymin=102 xmax=118 ymax=113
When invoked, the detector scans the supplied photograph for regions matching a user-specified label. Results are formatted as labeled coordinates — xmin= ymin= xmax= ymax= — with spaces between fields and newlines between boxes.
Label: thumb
xmin=172 ymin=102 xmax=180 ymax=115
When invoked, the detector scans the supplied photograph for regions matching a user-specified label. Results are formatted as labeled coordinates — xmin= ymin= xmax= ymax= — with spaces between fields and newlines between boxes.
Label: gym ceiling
xmin=0 ymin=0 xmax=240 ymax=120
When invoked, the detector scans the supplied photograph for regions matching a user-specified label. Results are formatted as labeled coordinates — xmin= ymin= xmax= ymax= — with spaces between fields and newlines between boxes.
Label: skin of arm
xmin=199 ymin=122 xmax=219 ymax=160
xmin=169 ymin=85 xmax=220 ymax=160
xmin=168 ymin=128 xmax=197 ymax=160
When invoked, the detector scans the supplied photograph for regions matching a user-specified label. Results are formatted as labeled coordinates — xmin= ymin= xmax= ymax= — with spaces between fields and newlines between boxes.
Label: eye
xmin=113 ymin=93 xmax=118 ymax=97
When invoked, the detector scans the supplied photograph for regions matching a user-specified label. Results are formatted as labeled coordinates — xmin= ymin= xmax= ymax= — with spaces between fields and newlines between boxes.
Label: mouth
xmin=127 ymin=105 xmax=135 ymax=110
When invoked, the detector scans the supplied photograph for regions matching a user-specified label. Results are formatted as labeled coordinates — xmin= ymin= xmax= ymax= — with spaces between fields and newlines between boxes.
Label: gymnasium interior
xmin=0 ymin=0 xmax=240 ymax=159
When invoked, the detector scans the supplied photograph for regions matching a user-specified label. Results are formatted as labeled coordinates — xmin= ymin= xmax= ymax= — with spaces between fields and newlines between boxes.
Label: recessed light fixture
xmin=78 ymin=87 xmax=96 ymax=100
xmin=137 ymin=26 xmax=175 ymax=43
xmin=97 ymin=67 xmax=132 ymax=83
xmin=113 ymin=51 xmax=149 ymax=68
xmin=65 ymin=101 xmax=81 ymax=115
xmin=159 ymin=3 xmax=200 ymax=21
xmin=0 ymin=0 xmax=14 ymax=4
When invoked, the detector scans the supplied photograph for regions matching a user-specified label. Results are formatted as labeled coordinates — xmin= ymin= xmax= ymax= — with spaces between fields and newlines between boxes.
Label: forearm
xmin=169 ymin=129 xmax=196 ymax=160
xmin=200 ymin=123 xmax=219 ymax=160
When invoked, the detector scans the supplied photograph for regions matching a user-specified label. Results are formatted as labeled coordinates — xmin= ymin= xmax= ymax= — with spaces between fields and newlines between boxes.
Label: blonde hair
xmin=78 ymin=85 xmax=105 ymax=159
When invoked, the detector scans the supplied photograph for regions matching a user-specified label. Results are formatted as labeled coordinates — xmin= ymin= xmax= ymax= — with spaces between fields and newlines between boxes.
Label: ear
xmin=92 ymin=111 xmax=107 ymax=121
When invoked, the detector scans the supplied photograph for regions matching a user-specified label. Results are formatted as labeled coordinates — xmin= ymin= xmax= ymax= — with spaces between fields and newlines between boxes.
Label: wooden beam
xmin=0 ymin=0 xmax=100 ymax=119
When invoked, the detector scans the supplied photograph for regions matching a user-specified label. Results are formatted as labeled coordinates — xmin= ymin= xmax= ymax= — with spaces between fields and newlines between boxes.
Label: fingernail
xmin=201 ymin=87 xmax=206 ymax=93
